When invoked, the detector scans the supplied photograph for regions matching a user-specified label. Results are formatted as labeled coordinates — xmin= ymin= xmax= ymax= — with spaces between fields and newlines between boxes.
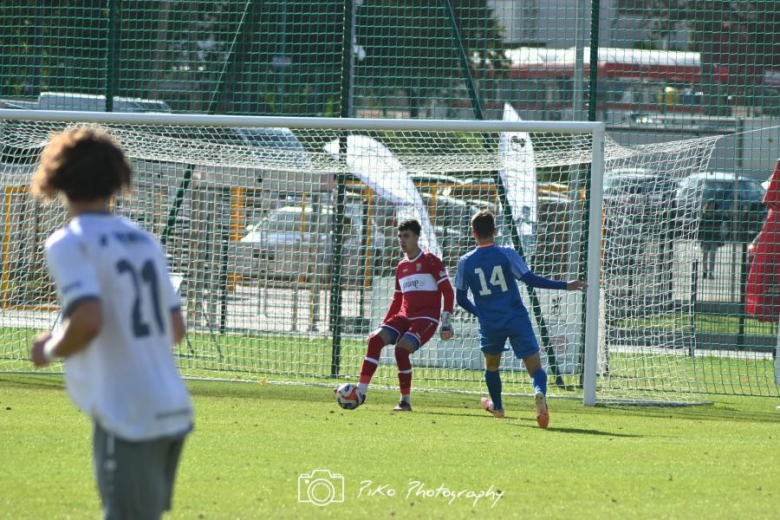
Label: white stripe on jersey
xmin=410 ymin=316 xmax=440 ymax=324
xmin=399 ymin=273 xmax=438 ymax=293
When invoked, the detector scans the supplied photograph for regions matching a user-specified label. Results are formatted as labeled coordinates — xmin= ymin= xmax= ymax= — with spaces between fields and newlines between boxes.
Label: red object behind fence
xmin=746 ymin=159 xmax=780 ymax=321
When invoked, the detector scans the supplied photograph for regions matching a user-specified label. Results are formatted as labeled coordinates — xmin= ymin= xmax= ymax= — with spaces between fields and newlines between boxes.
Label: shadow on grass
xmin=418 ymin=409 xmax=492 ymax=420
xmin=583 ymin=404 xmax=780 ymax=425
xmin=0 ymin=374 xmax=64 ymax=389
xmin=536 ymin=426 xmax=642 ymax=438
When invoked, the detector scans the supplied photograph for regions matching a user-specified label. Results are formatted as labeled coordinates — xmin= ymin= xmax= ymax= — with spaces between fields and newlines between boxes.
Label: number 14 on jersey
xmin=475 ymin=266 xmax=508 ymax=295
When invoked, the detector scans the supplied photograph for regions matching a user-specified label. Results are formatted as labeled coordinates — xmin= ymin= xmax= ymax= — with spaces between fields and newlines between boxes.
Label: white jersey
xmin=45 ymin=213 xmax=193 ymax=441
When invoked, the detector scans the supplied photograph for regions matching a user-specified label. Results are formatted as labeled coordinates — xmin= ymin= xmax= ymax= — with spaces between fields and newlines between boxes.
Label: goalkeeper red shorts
xmin=381 ymin=315 xmax=439 ymax=352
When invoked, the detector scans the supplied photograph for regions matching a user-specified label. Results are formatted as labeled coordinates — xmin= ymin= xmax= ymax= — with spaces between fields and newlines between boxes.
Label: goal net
xmin=0 ymin=110 xmax=725 ymax=404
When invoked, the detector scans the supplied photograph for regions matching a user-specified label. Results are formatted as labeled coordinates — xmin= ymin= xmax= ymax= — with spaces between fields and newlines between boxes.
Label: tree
xmin=0 ymin=0 xmax=507 ymax=116
xmin=356 ymin=0 xmax=507 ymax=117
xmin=623 ymin=1 xmax=780 ymax=114
xmin=0 ymin=0 xmax=107 ymax=98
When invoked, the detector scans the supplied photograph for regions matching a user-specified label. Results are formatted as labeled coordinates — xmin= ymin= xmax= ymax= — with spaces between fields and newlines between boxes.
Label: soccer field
xmin=1 ymin=375 xmax=778 ymax=519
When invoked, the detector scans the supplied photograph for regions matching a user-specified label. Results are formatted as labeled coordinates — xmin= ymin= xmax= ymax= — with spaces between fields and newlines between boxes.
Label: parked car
xmin=675 ymin=171 xmax=767 ymax=243
xmin=602 ymin=168 xmax=680 ymax=228
xmin=232 ymin=196 xmax=390 ymax=283
xmin=0 ymin=91 xmax=173 ymax=112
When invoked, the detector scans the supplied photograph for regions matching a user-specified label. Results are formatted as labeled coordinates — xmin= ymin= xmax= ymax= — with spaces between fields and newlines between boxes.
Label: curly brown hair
xmin=31 ymin=126 xmax=132 ymax=202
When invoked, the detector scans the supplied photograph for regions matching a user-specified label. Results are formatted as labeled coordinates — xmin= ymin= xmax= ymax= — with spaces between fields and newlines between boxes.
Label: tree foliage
xmin=0 ymin=1 xmax=505 ymax=116
xmin=621 ymin=3 xmax=779 ymax=81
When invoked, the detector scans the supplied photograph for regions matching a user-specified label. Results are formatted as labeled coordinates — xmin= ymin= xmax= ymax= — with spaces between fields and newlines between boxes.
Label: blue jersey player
xmin=454 ymin=210 xmax=585 ymax=427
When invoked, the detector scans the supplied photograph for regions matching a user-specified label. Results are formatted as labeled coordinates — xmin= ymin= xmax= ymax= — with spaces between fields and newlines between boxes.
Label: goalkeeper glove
xmin=439 ymin=311 xmax=454 ymax=339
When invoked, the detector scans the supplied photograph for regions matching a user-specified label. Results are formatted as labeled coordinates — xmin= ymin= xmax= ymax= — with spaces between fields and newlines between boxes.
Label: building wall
xmin=490 ymin=0 xmax=690 ymax=50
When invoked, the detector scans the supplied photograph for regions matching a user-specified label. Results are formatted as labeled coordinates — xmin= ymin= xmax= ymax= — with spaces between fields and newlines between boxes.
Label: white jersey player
xmin=30 ymin=127 xmax=192 ymax=519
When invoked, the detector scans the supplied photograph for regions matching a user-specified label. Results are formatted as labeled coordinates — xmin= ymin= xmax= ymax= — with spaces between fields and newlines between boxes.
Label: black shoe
xmin=392 ymin=400 xmax=412 ymax=412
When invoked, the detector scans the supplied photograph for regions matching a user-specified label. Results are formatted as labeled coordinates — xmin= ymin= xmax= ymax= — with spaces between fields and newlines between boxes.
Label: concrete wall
xmin=490 ymin=0 xmax=690 ymax=50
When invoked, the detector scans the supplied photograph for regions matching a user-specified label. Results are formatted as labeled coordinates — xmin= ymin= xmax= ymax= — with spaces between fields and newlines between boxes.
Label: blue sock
xmin=531 ymin=368 xmax=547 ymax=396
xmin=484 ymin=370 xmax=503 ymax=410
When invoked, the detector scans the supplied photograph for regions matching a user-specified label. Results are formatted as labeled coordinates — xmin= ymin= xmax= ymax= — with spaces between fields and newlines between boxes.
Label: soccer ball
xmin=334 ymin=383 xmax=361 ymax=410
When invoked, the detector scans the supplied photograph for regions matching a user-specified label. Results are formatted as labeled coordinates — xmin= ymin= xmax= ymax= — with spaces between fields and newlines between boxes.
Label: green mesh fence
xmin=0 ymin=0 xmax=778 ymax=398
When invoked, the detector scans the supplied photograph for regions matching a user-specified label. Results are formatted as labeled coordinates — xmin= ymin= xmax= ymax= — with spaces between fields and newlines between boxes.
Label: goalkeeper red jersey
xmin=385 ymin=250 xmax=454 ymax=323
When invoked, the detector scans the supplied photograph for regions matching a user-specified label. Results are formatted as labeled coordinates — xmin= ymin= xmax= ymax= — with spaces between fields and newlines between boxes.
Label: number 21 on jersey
xmin=116 ymin=259 xmax=165 ymax=338
xmin=475 ymin=265 xmax=508 ymax=295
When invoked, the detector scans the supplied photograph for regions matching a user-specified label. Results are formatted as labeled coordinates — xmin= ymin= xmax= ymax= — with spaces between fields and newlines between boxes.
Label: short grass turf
xmin=1 ymin=375 xmax=778 ymax=519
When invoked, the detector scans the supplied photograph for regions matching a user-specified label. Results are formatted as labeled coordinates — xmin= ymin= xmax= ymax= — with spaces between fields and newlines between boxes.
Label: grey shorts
xmin=93 ymin=421 xmax=189 ymax=520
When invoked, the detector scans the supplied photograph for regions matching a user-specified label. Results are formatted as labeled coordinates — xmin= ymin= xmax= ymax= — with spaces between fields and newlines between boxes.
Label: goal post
xmin=583 ymin=125 xmax=605 ymax=407
xmin=1 ymin=108 xmax=734 ymax=406
xmin=0 ymin=108 xmax=606 ymax=135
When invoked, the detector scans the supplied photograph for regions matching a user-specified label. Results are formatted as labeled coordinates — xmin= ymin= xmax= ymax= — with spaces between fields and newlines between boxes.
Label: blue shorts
xmin=480 ymin=321 xmax=540 ymax=360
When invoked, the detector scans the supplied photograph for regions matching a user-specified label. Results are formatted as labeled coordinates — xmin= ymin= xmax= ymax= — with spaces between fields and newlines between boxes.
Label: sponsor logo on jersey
xmin=112 ymin=231 xmax=150 ymax=245
xmin=403 ymin=279 xmax=421 ymax=290
xmin=399 ymin=273 xmax=438 ymax=292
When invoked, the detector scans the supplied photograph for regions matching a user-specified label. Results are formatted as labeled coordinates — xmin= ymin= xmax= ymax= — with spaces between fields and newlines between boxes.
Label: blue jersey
xmin=454 ymin=244 xmax=531 ymax=335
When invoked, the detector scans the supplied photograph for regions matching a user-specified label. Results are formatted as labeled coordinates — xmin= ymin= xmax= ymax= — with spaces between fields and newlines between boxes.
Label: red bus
xmin=454 ymin=47 xmax=739 ymax=123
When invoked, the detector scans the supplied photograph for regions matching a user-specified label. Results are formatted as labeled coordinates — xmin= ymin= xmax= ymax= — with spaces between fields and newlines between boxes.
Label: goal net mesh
xmin=0 ymin=116 xmax=727 ymax=404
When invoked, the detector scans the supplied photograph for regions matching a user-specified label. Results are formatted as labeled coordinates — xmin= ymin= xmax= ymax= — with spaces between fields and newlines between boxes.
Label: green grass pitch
xmin=1 ymin=374 xmax=778 ymax=519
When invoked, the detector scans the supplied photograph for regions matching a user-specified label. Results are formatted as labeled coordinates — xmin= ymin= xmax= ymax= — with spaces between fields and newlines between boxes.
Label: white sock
xmin=357 ymin=382 xmax=368 ymax=394
xmin=401 ymin=394 xmax=411 ymax=403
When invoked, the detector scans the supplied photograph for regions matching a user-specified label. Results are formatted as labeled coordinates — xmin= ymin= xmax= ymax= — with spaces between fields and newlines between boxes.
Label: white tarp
xmin=325 ymin=135 xmax=441 ymax=257
xmin=499 ymin=102 xmax=537 ymax=256
xmin=500 ymin=104 xmax=581 ymax=375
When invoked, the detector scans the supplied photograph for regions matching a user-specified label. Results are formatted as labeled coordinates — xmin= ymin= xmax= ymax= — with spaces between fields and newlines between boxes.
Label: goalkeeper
xmin=454 ymin=210 xmax=585 ymax=427
xmin=343 ymin=219 xmax=455 ymax=412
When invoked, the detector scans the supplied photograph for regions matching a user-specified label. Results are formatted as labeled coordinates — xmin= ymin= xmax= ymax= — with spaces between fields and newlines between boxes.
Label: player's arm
xmin=440 ymin=278 xmax=454 ymax=314
xmin=158 ymin=242 xmax=187 ymax=345
xmin=456 ymin=289 xmax=478 ymax=317
xmin=439 ymin=278 xmax=455 ymax=340
xmin=453 ymin=257 xmax=478 ymax=317
xmin=31 ymin=236 xmax=102 ymax=366
xmin=504 ymin=247 xmax=585 ymax=291
xmin=383 ymin=276 xmax=403 ymax=324
xmin=430 ymin=256 xmax=455 ymax=340
xmin=171 ymin=309 xmax=186 ymax=345
xmin=521 ymin=272 xmax=586 ymax=291
xmin=31 ymin=300 xmax=103 ymax=366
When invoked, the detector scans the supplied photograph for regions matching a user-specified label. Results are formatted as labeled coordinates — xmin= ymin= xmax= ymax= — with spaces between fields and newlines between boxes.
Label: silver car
xmin=232 ymin=199 xmax=390 ymax=283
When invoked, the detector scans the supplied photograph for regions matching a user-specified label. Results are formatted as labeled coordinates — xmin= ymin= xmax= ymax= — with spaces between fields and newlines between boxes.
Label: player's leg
xmin=93 ymin=421 xmax=172 ymax=519
xmin=391 ymin=319 xmax=438 ymax=412
xmin=355 ymin=327 xmax=396 ymax=400
xmin=481 ymin=352 xmax=505 ymax=418
xmin=522 ymin=353 xmax=550 ymax=429
xmin=392 ymin=336 xmax=417 ymax=412
xmin=509 ymin=318 xmax=549 ymax=428
xmin=161 ymin=435 xmax=187 ymax=512
xmin=479 ymin=330 xmax=509 ymax=418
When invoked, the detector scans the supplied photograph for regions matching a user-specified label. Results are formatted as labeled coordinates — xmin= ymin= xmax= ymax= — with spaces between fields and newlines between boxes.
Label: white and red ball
xmin=334 ymin=383 xmax=360 ymax=410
